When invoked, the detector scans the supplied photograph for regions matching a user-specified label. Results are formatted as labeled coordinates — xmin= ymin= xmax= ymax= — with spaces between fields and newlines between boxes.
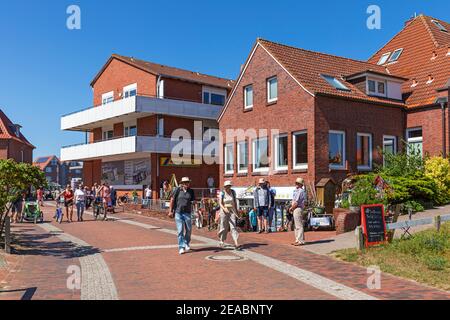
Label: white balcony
xmin=61 ymin=96 xmax=223 ymax=131
xmin=60 ymin=135 xmax=216 ymax=162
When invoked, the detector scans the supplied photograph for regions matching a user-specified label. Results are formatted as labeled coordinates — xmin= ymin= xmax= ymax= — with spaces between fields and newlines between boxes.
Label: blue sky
xmin=0 ymin=0 xmax=449 ymax=159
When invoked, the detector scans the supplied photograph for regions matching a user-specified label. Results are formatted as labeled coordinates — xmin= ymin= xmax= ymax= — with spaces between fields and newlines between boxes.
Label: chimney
xmin=427 ymin=75 xmax=434 ymax=84
xmin=431 ymin=51 xmax=438 ymax=60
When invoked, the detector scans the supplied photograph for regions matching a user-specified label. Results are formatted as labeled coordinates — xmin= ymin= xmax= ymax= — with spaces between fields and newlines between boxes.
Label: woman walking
xmin=218 ymin=180 xmax=240 ymax=249
xmin=61 ymin=185 xmax=74 ymax=222
xmin=74 ymin=185 xmax=86 ymax=222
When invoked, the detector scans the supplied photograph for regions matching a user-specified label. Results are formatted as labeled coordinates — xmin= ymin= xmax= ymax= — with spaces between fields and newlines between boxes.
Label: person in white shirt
xmin=74 ymin=186 xmax=86 ymax=222
xmin=207 ymin=176 xmax=215 ymax=196
xmin=145 ymin=185 xmax=152 ymax=199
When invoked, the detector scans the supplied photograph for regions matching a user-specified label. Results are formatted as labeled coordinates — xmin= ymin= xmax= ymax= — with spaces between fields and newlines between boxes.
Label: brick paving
xmin=0 ymin=203 xmax=449 ymax=300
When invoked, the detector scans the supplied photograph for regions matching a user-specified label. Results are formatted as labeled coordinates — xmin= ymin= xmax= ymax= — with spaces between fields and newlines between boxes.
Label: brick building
xmin=218 ymin=15 xmax=449 ymax=200
xmin=34 ymin=155 xmax=61 ymax=184
xmin=60 ymin=54 xmax=233 ymax=197
xmin=0 ymin=109 xmax=34 ymax=163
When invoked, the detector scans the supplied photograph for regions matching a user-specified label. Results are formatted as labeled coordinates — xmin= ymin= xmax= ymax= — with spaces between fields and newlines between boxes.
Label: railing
xmin=61 ymin=93 xmax=224 ymax=118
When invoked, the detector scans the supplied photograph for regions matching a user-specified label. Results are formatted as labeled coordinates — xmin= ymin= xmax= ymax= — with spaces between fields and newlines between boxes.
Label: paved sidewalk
xmin=0 ymin=204 xmax=448 ymax=300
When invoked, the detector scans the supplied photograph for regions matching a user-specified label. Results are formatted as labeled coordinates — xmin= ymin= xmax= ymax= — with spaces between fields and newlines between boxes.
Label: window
xmin=252 ymin=137 xmax=269 ymax=172
xmin=45 ymin=167 xmax=52 ymax=173
xmin=356 ymin=133 xmax=372 ymax=170
xmin=267 ymin=77 xmax=278 ymax=103
xmin=237 ymin=141 xmax=248 ymax=173
xmin=203 ymin=87 xmax=226 ymax=106
xmin=102 ymin=91 xmax=114 ymax=105
xmin=224 ymin=144 xmax=234 ymax=174
xmin=123 ymin=83 xmax=137 ymax=99
xmin=406 ymin=128 xmax=423 ymax=157
xmin=124 ymin=126 xmax=137 ymax=137
xmin=293 ymin=131 xmax=308 ymax=170
xmin=368 ymin=79 xmax=387 ymax=96
xmin=383 ymin=135 xmax=397 ymax=166
xmin=51 ymin=159 xmax=58 ymax=166
xmin=244 ymin=85 xmax=253 ymax=109
xmin=329 ymin=131 xmax=346 ymax=169
xmin=388 ymin=48 xmax=403 ymax=62
xmin=103 ymin=130 xmax=113 ymax=140
xmin=157 ymin=117 xmax=164 ymax=136
xmin=432 ymin=20 xmax=448 ymax=32
xmin=321 ymin=75 xmax=351 ymax=91
xmin=377 ymin=52 xmax=391 ymax=65
xmin=274 ymin=134 xmax=288 ymax=171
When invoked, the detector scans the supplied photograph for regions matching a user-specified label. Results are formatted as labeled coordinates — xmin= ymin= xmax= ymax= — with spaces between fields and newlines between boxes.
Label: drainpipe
xmin=442 ymin=101 xmax=447 ymax=158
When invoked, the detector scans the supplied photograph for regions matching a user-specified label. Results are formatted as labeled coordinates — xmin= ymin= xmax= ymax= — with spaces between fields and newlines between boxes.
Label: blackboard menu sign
xmin=361 ymin=204 xmax=387 ymax=247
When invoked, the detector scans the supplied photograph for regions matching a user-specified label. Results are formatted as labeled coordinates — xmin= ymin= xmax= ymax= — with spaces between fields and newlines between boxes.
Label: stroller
xmin=21 ymin=201 xmax=44 ymax=224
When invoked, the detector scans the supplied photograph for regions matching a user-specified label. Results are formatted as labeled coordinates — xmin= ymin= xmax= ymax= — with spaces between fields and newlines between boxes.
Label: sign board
xmin=361 ymin=204 xmax=387 ymax=247
xmin=160 ymin=156 xmax=201 ymax=167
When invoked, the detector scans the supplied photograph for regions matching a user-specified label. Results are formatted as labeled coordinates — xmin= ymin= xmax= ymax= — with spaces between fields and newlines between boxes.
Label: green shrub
xmin=350 ymin=178 xmax=382 ymax=206
xmin=423 ymin=255 xmax=447 ymax=271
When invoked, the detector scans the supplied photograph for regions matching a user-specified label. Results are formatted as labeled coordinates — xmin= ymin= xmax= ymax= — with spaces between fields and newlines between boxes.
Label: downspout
xmin=441 ymin=101 xmax=446 ymax=158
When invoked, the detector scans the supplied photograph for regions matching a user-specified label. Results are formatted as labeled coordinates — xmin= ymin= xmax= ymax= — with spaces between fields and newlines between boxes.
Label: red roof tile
xmin=91 ymin=54 xmax=235 ymax=89
xmin=368 ymin=15 xmax=450 ymax=108
xmin=0 ymin=109 xmax=34 ymax=148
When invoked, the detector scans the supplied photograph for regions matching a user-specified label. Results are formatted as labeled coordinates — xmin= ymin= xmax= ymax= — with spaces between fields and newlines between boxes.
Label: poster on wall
xmin=101 ymin=161 xmax=125 ymax=185
xmin=102 ymin=158 xmax=151 ymax=186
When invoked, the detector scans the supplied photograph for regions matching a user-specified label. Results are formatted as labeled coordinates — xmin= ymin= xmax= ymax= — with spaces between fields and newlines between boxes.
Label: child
xmin=55 ymin=195 xmax=64 ymax=224
xmin=248 ymin=208 xmax=257 ymax=232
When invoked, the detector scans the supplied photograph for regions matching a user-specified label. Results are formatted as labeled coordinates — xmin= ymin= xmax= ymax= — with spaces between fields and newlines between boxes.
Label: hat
xmin=295 ymin=178 xmax=305 ymax=185
xmin=258 ymin=178 xmax=266 ymax=184
xmin=180 ymin=177 xmax=191 ymax=184
xmin=224 ymin=180 xmax=233 ymax=187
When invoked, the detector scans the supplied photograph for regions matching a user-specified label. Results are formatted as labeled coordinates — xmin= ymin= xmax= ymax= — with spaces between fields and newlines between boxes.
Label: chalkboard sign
xmin=361 ymin=204 xmax=387 ymax=247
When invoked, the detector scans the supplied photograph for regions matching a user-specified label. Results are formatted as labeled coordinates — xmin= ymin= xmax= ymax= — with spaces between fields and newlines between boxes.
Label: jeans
xmin=175 ymin=212 xmax=192 ymax=249
xmin=76 ymin=201 xmax=85 ymax=221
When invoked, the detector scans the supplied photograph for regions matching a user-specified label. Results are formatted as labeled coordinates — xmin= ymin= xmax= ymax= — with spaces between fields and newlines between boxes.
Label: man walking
xmin=168 ymin=177 xmax=196 ymax=255
xmin=290 ymin=178 xmax=307 ymax=246
xmin=253 ymin=178 xmax=271 ymax=234
xmin=266 ymin=181 xmax=276 ymax=233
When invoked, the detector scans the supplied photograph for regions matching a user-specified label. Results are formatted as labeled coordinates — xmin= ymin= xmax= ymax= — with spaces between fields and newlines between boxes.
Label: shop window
xmin=274 ymin=134 xmax=288 ymax=170
xmin=252 ymin=137 xmax=269 ymax=172
xmin=357 ymin=133 xmax=372 ymax=171
xmin=329 ymin=130 xmax=346 ymax=169
xmin=293 ymin=131 xmax=308 ymax=170
xmin=224 ymin=143 xmax=234 ymax=174
xmin=237 ymin=141 xmax=248 ymax=173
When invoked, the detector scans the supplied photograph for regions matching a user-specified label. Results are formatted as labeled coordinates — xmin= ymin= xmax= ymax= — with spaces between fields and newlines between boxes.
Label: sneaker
xmin=179 ymin=248 xmax=185 ymax=255
xmin=257 ymin=230 xmax=263 ymax=234
xmin=184 ymin=245 xmax=190 ymax=252
xmin=218 ymin=242 xmax=225 ymax=248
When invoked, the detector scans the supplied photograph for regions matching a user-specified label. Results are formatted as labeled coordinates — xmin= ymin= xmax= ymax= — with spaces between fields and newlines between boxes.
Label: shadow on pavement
xmin=0 ymin=287 xmax=37 ymax=300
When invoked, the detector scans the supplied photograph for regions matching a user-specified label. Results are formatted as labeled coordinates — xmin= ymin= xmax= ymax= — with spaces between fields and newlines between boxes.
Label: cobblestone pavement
xmin=1 ymin=204 xmax=449 ymax=300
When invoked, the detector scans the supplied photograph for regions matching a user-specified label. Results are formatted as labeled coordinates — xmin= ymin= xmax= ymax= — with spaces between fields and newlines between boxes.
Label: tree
xmin=0 ymin=159 xmax=47 ymax=236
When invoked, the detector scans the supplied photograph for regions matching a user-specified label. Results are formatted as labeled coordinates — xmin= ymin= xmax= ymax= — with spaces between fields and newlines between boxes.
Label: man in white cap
xmin=168 ymin=177 xmax=196 ymax=254
xmin=289 ymin=177 xmax=306 ymax=246
xmin=253 ymin=178 xmax=271 ymax=234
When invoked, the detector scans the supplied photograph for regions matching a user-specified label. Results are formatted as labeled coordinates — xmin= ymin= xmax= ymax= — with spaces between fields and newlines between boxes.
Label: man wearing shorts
xmin=253 ymin=178 xmax=271 ymax=234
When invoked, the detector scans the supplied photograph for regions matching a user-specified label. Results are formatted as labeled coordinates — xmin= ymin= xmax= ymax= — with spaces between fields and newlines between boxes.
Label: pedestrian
xmin=266 ymin=181 xmax=276 ymax=233
xmin=207 ymin=175 xmax=215 ymax=196
xmin=101 ymin=182 xmax=111 ymax=220
xmin=168 ymin=177 xmax=195 ymax=255
xmin=248 ymin=207 xmax=257 ymax=232
xmin=218 ymin=180 xmax=240 ymax=249
xmin=74 ymin=185 xmax=86 ymax=222
xmin=37 ymin=187 xmax=44 ymax=207
xmin=253 ymin=178 xmax=271 ymax=234
xmin=61 ymin=185 xmax=74 ymax=222
xmin=84 ymin=186 xmax=92 ymax=210
xmin=144 ymin=184 xmax=152 ymax=208
xmin=110 ymin=186 xmax=117 ymax=210
xmin=11 ymin=192 xmax=24 ymax=223
xmin=289 ymin=178 xmax=307 ymax=246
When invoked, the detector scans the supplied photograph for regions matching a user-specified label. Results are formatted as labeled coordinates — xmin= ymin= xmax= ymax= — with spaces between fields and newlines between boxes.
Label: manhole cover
xmin=206 ymin=255 xmax=246 ymax=262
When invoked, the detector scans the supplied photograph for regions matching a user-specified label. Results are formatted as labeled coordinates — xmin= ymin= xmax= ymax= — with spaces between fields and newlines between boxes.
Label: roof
xmin=91 ymin=54 xmax=235 ymax=89
xmin=258 ymin=39 xmax=406 ymax=106
xmin=33 ymin=155 xmax=59 ymax=171
xmin=368 ymin=15 xmax=450 ymax=108
xmin=0 ymin=109 xmax=34 ymax=148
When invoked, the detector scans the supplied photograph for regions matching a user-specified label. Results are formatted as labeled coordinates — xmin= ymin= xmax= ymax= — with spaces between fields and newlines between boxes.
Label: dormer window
xmin=432 ymin=20 xmax=448 ymax=33
xmin=321 ymin=75 xmax=351 ymax=91
xmin=367 ymin=79 xmax=387 ymax=97
xmin=388 ymin=48 xmax=403 ymax=62
xmin=102 ymin=91 xmax=114 ymax=105
xmin=377 ymin=52 xmax=391 ymax=65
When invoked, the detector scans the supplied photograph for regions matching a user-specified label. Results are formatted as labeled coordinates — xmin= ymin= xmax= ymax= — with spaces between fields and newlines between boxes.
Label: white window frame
xmin=273 ymin=133 xmax=288 ymax=171
xmin=45 ymin=167 xmax=52 ymax=173
xmin=329 ymin=130 xmax=346 ymax=170
xmin=406 ymin=127 xmax=423 ymax=156
xmin=102 ymin=91 xmax=114 ymax=105
xmin=123 ymin=83 xmax=137 ymax=99
xmin=293 ymin=131 xmax=308 ymax=170
xmin=383 ymin=135 xmax=397 ymax=166
xmin=377 ymin=52 xmax=391 ymax=65
xmin=102 ymin=127 xmax=114 ymax=141
xmin=367 ymin=78 xmax=387 ymax=97
xmin=356 ymin=132 xmax=373 ymax=171
xmin=237 ymin=141 xmax=248 ymax=174
xmin=224 ymin=143 xmax=234 ymax=175
xmin=244 ymin=85 xmax=253 ymax=109
xmin=267 ymin=76 xmax=278 ymax=103
xmin=252 ymin=137 xmax=270 ymax=173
